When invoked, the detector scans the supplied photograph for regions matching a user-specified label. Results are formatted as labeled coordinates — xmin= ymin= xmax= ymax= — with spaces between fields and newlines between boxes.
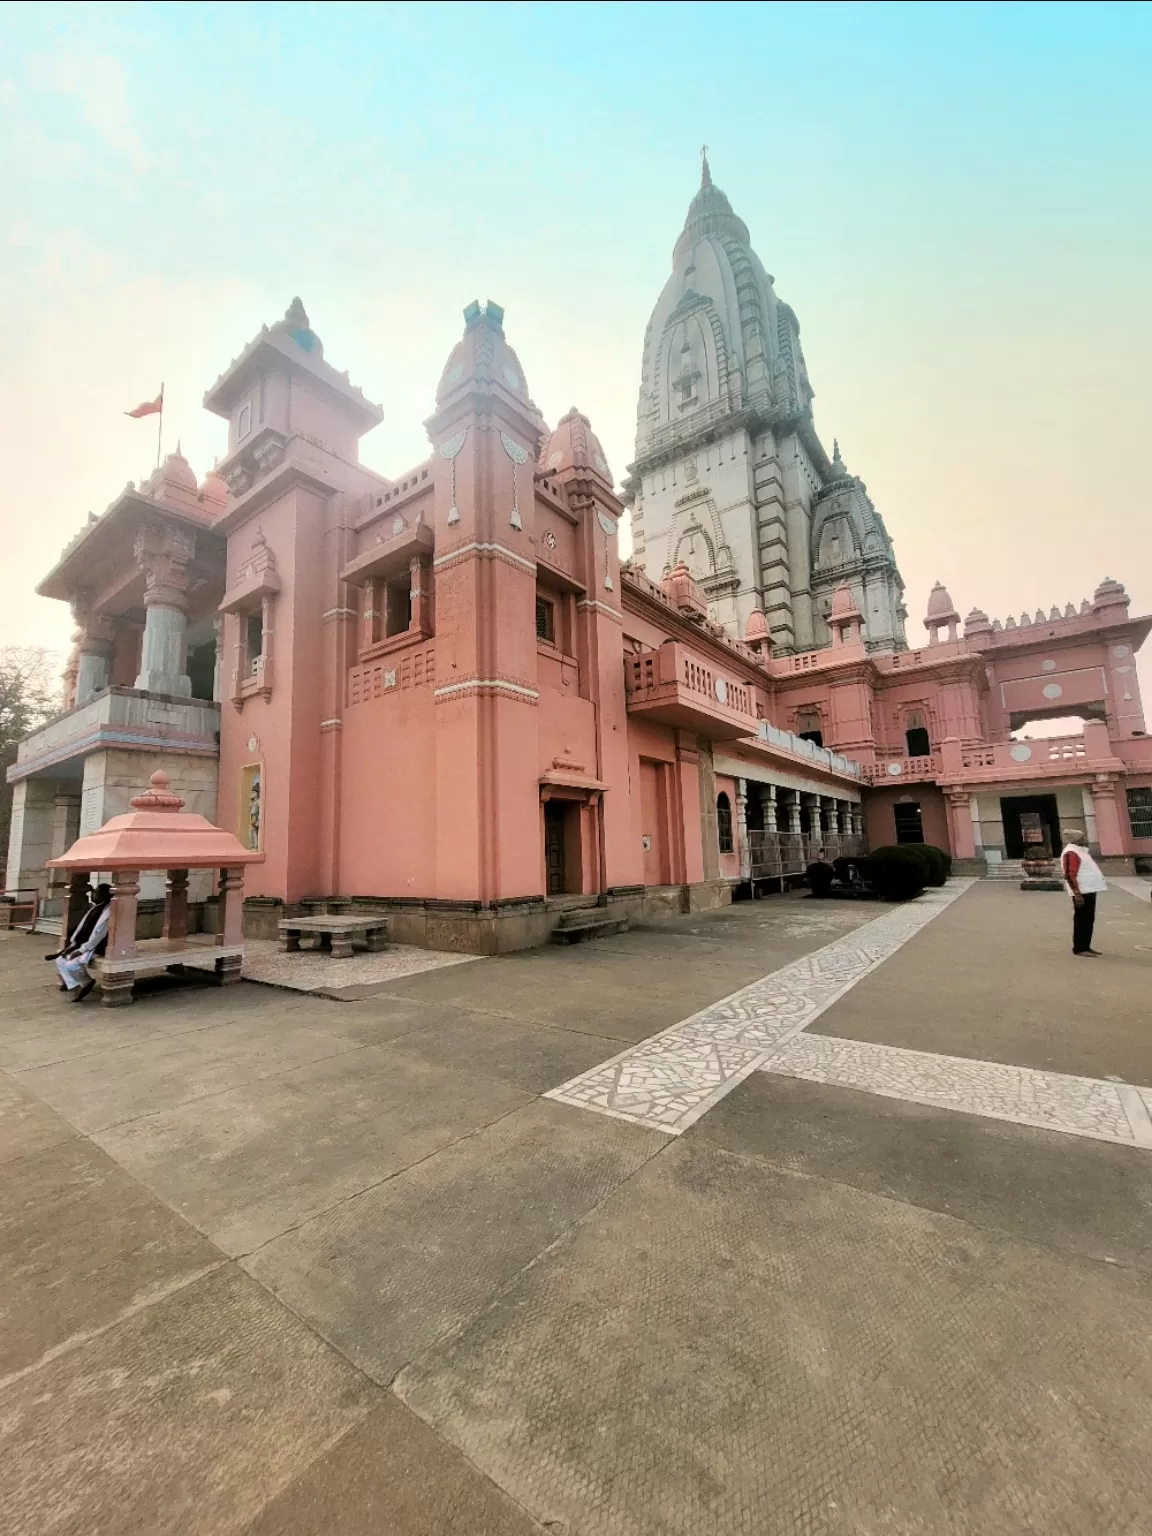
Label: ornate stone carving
xmin=500 ymin=431 xmax=530 ymax=529
xmin=133 ymin=523 xmax=196 ymax=610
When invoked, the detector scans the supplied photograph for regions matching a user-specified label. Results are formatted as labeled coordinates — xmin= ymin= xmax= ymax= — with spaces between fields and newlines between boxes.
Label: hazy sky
xmin=2 ymin=1 xmax=1150 ymax=704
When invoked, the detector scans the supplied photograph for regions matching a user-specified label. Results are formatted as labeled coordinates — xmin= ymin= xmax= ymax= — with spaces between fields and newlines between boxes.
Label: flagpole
xmin=156 ymin=384 xmax=165 ymax=468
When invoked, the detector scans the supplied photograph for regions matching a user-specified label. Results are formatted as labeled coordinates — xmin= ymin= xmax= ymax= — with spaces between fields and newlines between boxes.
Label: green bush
xmin=806 ymin=860 xmax=836 ymax=897
xmin=918 ymin=844 xmax=951 ymax=886
xmin=866 ymin=844 xmax=929 ymax=901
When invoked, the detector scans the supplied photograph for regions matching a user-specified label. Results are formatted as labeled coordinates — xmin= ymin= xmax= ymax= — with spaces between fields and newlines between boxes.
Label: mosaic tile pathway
xmin=762 ymin=1033 xmax=1152 ymax=1149
xmin=546 ymin=881 xmax=975 ymax=1134
xmin=183 ymin=937 xmax=479 ymax=994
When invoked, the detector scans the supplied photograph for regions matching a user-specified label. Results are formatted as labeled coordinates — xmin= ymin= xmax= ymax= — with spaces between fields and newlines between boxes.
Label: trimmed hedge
xmin=865 ymin=844 xmax=930 ymax=901
xmin=805 ymin=860 xmax=836 ymax=898
xmin=918 ymin=844 xmax=951 ymax=887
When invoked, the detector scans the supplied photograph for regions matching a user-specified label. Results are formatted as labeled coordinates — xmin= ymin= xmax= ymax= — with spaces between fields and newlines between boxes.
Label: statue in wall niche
xmin=248 ymin=770 xmax=262 ymax=851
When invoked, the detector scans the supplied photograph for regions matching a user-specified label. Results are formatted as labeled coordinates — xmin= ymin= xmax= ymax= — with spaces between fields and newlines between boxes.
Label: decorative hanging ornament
xmin=438 ymin=431 xmax=467 ymax=525
xmin=501 ymin=432 xmax=529 ymax=529
xmin=597 ymin=508 xmax=616 ymax=589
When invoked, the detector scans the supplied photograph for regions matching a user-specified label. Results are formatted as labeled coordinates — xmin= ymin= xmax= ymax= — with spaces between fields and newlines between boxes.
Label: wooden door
xmin=544 ymin=802 xmax=567 ymax=896
xmin=639 ymin=759 xmax=670 ymax=886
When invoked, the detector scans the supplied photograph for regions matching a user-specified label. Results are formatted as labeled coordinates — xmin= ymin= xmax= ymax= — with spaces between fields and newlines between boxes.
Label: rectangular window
xmin=384 ymin=574 xmax=412 ymax=638
xmin=237 ymin=399 xmax=252 ymax=441
xmin=246 ymin=610 xmax=264 ymax=672
xmin=1127 ymin=787 xmax=1152 ymax=839
xmin=536 ymin=596 xmax=556 ymax=644
xmin=893 ymin=802 xmax=924 ymax=844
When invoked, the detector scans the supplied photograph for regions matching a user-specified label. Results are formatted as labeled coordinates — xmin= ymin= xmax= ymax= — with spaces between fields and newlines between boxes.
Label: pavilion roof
xmin=47 ymin=771 xmax=260 ymax=871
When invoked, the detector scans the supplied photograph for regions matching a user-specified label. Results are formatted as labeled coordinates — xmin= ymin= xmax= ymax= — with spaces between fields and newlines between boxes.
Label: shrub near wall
xmin=918 ymin=845 xmax=952 ymax=886
xmin=866 ymin=845 xmax=930 ymax=901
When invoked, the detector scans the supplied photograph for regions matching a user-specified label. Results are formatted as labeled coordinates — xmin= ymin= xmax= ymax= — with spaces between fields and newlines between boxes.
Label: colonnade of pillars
xmin=733 ymin=781 xmax=865 ymax=883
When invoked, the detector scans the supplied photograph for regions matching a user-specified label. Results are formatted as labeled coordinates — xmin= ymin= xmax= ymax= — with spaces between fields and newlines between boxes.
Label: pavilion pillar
xmin=134 ymin=524 xmax=196 ymax=697
xmin=216 ymin=865 xmax=245 ymax=984
xmin=945 ymin=790 xmax=976 ymax=860
xmin=785 ymin=792 xmax=802 ymax=835
xmin=735 ymin=779 xmax=751 ymax=882
xmin=1089 ymin=777 xmax=1126 ymax=856
xmin=763 ymin=785 xmax=777 ymax=832
xmin=100 ymin=869 xmax=139 ymax=1008
xmin=163 ymin=868 xmax=189 ymax=946
xmin=60 ymin=871 xmax=92 ymax=948
xmin=73 ymin=609 xmax=118 ymax=705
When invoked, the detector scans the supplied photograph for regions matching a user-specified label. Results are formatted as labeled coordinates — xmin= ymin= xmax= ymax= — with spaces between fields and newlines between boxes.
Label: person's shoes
xmin=45 ymin=951 xmax=63 ymax=961
xmin=58 ymin=981 xmax=70 ymax=992
xmin=1085 ymin=948 xmax=1104 ymax=957
xmin=71 ymin=979 xmax=96 ymax=1003
xmin=1073 ymin=950 xmax=1096 ymax=957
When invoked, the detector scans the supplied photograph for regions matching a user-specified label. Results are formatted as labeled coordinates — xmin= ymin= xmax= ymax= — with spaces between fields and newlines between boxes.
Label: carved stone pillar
xmin=211 ymin=615 xmax=224 ymax=703
xmin=411 ymin=553 xmax=433 ymax=634
xmin=164 ymin=868 xmax=189 ymax=945
xmin=362 ymin=578 xmax=380 ymax=651
xmin=786 ymin=792 xmax=802 ymax=835
xmin=72 ymin=603 xmax=118 ymax=705
xmin=133 ymin=523 xmax=196 ymax=696
xmin=763 ymin=784 xmax=778 ymax=832
xmin=735 ymin=778 xmax=751 ymax=882
xmin=100 ymin=869 xmax=140 ymax=1007
xmin=945 ymin=790 xmax=976 ymax=860
xmin=1089 ymin=776 xmax=1126 ymax=856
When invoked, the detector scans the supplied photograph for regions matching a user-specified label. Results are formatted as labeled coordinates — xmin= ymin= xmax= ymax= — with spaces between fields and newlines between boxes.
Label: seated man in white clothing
xmin=55 ymin=883 xmax=113 ymax=1002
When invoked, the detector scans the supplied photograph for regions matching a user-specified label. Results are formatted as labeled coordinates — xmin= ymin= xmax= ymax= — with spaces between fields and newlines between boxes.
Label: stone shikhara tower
xmin=624 ymin=157 xmax=907 ymax=656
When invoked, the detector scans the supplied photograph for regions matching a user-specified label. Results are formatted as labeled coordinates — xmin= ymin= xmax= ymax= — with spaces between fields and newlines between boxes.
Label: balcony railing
xmin=625 ymin=642 xmax=760 ymax=741
xmin=939 ymin=726 xmax=1122 ymax=781
xmin=861 ymin=753 xmax=941 ymax=785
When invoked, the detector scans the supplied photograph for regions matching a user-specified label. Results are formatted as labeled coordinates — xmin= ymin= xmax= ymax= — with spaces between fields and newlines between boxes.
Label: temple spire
xmin=700 ymin=144 xmax=711 ymax=187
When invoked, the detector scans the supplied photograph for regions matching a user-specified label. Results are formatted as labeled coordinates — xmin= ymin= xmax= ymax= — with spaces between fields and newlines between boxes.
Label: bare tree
xmin=1 ymin=647 xmax=61 ymax=865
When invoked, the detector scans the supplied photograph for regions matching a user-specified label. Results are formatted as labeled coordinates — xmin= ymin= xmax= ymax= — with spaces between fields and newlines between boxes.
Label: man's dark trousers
xmin=1073 ymin=892 xmax=1097 ymax=954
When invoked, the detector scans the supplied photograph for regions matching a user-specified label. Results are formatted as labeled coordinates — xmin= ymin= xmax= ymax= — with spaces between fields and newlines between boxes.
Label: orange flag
xmin=125 ymin=391 xmax=163 ymax=418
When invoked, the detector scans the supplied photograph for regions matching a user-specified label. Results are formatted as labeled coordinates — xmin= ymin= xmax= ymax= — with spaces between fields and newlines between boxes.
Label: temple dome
xmin=1092 ymin=576 xmax=1128 ymax=610
xmin=635 ymin=159 xmax=813 ymax=464
xmin=829 ymin=580 xmax=862 ymax=621
xmin=435 ymin=300 xmax=537 ymax=419
xmin=744 ymin=608 xmax=771 ymax=646
xmin=539 ymin=407 xmax=613 ymax=488
xmin=156 ymin=449 xmax=197 ymax=493
xmin=198 ymin=466 xmax=229 ymax=515
xmin=271 ymin=296 xmax=324 ymax=359
xmin=925 ymin=581 xmax=961 ymax=625
xmin=673 ymin=154 xmax=751 ymax=262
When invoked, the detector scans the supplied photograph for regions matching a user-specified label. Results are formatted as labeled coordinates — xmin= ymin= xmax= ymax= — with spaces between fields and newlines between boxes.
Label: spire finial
xmin=700 ymin=144 xmax=711 ymax=187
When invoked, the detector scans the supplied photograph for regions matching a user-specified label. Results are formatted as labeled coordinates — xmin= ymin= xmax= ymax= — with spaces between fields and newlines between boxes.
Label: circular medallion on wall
xmin=1042 ymin=682 xmax=1063 ymax=699
xmin=247 ymin=735 xmax=259 ymax=755
xmin=597 ymin=510 xmax=617 ymax=537
xmin=1042 ymin=659 xmax=1057 ymax=672
xmin=1113 ymin=645 xmax=1129 ymax=657
xmin=1011 ymin=744 xmax=1033 ymax=762
xmin=887 ymin=762 xmax=903 ymax=776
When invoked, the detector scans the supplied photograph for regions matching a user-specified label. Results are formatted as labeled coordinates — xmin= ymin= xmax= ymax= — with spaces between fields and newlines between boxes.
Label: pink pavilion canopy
xmin=47 ymin=771 xmax=262 ymax=871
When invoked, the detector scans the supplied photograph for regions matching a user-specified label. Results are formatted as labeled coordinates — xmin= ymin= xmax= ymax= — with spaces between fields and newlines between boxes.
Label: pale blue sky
xmin=2 ymin=1 xmax=1150 ymax=699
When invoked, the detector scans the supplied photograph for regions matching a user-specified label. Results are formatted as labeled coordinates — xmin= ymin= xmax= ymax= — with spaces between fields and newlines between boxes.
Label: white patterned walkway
xmin=762 ymin=1034 xmax=1152 ymax=1149
xmin=546 ymin=881 xmax=974 ymax=1134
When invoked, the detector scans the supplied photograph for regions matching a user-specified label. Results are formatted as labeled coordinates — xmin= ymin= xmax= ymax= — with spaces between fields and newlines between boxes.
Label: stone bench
xmin=278 ymin=915 xmax=388 ymax=959
xmin=93 ymin=939 xmax=246 ymax=1006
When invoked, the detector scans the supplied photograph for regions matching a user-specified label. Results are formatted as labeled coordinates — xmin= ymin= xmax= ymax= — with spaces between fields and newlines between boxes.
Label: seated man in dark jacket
xmin=53 ymin=884 xmax=112 ymax=1001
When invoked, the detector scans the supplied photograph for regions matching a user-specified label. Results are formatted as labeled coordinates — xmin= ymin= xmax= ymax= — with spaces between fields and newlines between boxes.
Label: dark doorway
xmin=893 ymin=801 xmax=924 ymax=843
xmin=544 ymin=802 xmax=567 ymax=896
xmin=1000 ymin=794 xmax=1061 ymax=858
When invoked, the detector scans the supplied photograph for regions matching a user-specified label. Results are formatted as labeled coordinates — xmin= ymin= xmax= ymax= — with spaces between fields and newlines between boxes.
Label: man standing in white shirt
xmin=1060 ymin=827 xmax=1108 ymax=957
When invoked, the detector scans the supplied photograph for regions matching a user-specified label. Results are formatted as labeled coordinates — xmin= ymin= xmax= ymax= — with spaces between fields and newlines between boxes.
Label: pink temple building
xmin=7 ymin=171 xmax=1152 ymax=949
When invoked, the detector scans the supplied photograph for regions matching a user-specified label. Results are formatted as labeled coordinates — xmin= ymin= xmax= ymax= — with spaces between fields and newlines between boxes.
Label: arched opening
xmin=716 ymin=792 xmax=734 ymax=855
xmin=904 ymin=708 xmax=931 ymax=757
xmin=795 ymin=707 xmax=823 ymax=748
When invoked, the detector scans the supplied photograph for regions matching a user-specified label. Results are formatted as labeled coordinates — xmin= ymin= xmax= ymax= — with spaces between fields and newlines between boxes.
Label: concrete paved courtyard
xmin=2 ymin=878 xmax=1151 ymax=1534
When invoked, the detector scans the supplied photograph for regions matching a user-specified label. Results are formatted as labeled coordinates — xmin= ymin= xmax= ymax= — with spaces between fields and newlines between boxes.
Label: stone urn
xmin=1021 ymin=847 xmax=1062 ymax=891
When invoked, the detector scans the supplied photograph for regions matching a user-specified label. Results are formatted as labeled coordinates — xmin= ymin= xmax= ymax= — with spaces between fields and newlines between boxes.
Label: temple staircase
xmin=549 ymin=896 xmax=630 ymax=946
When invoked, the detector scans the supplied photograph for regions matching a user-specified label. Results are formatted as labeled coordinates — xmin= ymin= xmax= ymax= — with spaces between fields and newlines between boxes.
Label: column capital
xmin=134 ymin=522 xmax=196 ymax=610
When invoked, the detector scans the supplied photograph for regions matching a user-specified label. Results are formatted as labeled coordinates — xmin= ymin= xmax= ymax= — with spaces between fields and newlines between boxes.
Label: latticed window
xmin=1127 ymin=787 xmax=1152 ymax=839
xmin=536 ymin=597 xmax=555 ymax=643
xmin=717 ymin=792 xmax=734 ymax=854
